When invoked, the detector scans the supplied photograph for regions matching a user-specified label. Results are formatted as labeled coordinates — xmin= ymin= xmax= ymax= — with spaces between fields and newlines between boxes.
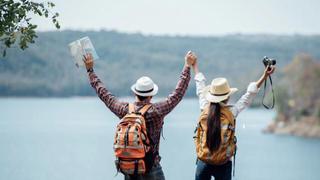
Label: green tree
xmin=0 ymin=0 xmax=60 ymax=56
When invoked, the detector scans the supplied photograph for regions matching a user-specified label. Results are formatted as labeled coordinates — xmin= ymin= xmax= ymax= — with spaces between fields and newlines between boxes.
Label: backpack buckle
xmin=233 ymin=136 xmax=237 ymax=144
xmin=228 ymin=124 xmax=235 ymax=131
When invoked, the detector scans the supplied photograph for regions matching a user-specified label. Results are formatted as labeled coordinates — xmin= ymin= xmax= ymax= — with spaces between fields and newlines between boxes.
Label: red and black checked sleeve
xmin=153 ymin=66 xmax=191 ymax=117
xmin=88 ymin=71 xmax=128 ymax=119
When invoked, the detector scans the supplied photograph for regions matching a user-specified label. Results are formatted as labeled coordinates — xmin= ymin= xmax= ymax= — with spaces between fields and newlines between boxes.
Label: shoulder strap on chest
xmin=138 ymin=104 xmax=152 ymax=115
xmin=128 ymin=103 xmax=135 ymax=114
xmin=128 ymin=103 xmax=152 ymax=115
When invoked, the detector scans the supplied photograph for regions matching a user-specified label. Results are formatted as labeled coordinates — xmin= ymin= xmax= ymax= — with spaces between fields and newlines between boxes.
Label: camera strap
xmin=262 ymin=75 xmax=275 ymax=109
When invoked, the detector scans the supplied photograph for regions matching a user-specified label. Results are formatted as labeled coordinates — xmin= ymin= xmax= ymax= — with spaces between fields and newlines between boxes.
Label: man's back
xmin=83 ymin=50 xmax=196 ymax=179
xmin=87 ymin=65 xmax=190 ymax=161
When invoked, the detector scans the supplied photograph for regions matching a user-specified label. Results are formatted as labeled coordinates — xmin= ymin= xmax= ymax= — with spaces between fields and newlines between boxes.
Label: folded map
xmin=68 ymin=36 xmax=99 ymax=67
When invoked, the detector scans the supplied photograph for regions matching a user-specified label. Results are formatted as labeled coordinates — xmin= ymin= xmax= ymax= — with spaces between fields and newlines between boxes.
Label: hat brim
xmin=131 ymin=84 xmax=158 ymax=97
xmin=204 ymin=86 xmax=238 ymax=103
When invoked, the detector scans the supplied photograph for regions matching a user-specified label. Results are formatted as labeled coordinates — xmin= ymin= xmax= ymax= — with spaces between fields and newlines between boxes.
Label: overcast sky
xmin=32 ymin=0 xmax=320 ymax=35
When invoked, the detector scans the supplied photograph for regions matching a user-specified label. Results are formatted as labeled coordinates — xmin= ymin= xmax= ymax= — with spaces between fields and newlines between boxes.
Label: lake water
xmin=0 ymin=98 xmax=320 ymax=180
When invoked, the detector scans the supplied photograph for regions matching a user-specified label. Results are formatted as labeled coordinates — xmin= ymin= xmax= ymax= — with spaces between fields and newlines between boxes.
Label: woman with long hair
xmin=192 ymin=60 xmax=275 ymax=180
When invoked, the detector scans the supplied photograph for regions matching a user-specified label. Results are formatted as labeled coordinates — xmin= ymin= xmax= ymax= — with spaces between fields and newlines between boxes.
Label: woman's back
xmin=194 ymin=104 xmax=236 ymax=165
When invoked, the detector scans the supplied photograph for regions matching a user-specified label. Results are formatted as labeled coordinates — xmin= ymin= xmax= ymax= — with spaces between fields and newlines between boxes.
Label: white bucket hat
xmin=131 ymin=76 xmax=158 ymax=97
xmin=204 ymin=77 xmax=238 ymax=103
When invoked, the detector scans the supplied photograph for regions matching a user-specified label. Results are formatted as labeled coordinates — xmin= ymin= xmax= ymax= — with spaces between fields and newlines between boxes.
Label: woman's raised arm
xmin=192 ymin=58 xmax=209 ymax=111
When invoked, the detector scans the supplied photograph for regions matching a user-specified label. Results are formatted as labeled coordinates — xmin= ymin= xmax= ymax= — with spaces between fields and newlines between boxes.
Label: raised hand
xmin=191 ymin=54 xmax=199 ymax=74
xmin=185 ymin=51 xmax=197 ymax=67
xmin=257 ymin=65 xmax=276 ymax=88
xmin=83 ymin=53 xmax=94 ymax=70
xmin=264 ymin=65 xmax=276 ymax=77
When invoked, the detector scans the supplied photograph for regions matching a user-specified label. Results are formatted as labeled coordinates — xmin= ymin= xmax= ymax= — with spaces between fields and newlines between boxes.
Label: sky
xmin=32 ymin=0 xmax=320 ymax=36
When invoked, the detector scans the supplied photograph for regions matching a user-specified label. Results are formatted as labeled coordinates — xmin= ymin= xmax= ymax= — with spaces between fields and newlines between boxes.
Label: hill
xmin=1 ymin=31 xmax=320 ymax=100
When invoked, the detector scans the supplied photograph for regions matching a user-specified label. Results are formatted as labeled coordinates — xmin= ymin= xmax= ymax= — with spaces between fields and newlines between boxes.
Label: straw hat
xmin=204 ymin=78 xmax=238 ymax=103
xmin=131 ymin=76 xmax=158 ymax=97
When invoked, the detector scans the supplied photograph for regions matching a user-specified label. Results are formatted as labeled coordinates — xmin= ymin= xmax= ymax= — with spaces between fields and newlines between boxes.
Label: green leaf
xmin=44 ymin=10 xmax=48 ymax=17
xmin=55 ymin=22 xmax=60 ymax=29
xmin=35 ymin=9 xmax=42 ymax=16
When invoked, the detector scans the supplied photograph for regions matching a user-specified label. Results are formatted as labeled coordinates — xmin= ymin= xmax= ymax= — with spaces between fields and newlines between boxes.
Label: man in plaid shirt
xmin=83 ymin=51 xmax=197 ymax=180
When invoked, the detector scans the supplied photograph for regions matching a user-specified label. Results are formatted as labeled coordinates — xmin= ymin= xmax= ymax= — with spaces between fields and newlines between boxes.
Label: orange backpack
xmin=114 ymin=104 xmax=152 ymax=175
xmin=194 ymin=104 xmax=237 ymax=165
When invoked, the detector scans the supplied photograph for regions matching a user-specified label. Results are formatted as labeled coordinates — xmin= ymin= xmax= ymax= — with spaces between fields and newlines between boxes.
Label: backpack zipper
xmin=124 ymin=125 xmax=131 ymax=148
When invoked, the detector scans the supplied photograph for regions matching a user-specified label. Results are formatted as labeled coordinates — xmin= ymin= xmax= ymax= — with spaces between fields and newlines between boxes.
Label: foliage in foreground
xmin=0 ymin=0 xmax=60 ymax=56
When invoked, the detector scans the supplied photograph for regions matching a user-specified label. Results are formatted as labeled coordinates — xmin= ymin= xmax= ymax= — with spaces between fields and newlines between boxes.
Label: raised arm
xmin=83 ymin=53 xmax=128 ymax=119
xmin=192 ymin=58 xmax=209 ymax=111
xmin=231 ymin=65 xmax=276 ymax=117
xmin=153 ymin=51 xmax=195 ymax=116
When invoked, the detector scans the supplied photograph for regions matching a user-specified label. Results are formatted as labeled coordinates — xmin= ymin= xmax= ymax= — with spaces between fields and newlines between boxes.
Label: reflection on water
xmin=0 ymin=98 xmax=319 ymax=180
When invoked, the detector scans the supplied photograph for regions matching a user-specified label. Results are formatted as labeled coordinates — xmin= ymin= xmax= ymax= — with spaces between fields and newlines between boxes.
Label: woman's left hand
xmin=257 ymin=65 xmax=276 ymax=88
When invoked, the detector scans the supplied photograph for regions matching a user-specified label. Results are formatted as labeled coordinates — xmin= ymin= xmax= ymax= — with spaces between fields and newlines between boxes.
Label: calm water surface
xmin=0 ymin=98 xmax=320 ymax=180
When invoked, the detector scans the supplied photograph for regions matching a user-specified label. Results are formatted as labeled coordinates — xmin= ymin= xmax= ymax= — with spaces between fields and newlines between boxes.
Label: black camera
xmin=261 ymin=56 xmax=276 ymax=109
xmin=262 ymin=56 xmax=276 ymax=67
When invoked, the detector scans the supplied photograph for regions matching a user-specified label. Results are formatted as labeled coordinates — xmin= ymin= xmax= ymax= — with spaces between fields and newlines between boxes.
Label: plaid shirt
xmin=88 ymin=66 xmax=191 ymax=160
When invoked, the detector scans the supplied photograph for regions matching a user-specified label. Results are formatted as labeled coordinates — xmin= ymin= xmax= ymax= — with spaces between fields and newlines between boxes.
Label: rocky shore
xmin=264 ymin=116 xmax=320 ymax=138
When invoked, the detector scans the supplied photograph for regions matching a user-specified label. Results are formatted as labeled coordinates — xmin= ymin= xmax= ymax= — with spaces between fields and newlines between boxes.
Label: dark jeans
xmin=124 ymin=164 xmax=165 ymax=180
xmin=195 ymin=159 xmax=232 ymax=180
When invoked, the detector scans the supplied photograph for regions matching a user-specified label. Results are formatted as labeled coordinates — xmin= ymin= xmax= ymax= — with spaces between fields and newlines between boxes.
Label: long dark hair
xmin=206 ymin=102 xmax=221 ymax=152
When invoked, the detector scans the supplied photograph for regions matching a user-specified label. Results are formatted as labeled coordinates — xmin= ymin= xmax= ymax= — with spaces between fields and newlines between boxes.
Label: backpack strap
xmin=138 ymin=104 xmax=152 ymax=115
xmin=233 ymin=146 xmax=237 ymax=177
xmin=128 ymin=103 xmax=135 ymax=114
xmin=232 ymin=120 xmax=237 ymax=177
xmin=134 ymin=160 xmax=139 ymax=175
